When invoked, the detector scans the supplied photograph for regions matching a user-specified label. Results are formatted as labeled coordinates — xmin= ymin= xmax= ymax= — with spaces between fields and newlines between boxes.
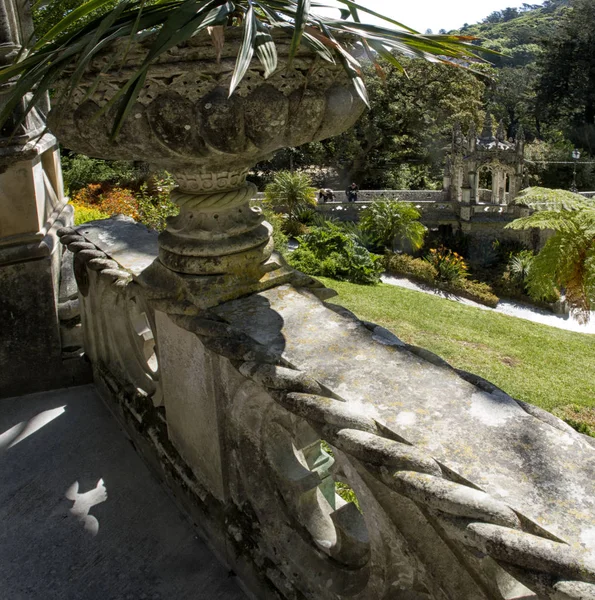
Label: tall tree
xmin=486 ymin=65 xmax=539 ymax=139
xmin=536 ymin=0 xmax=595 ymax=152
xmin=33 ymin=0 xmax=119 ymax=39
xmin=259 ymin=57 xmax=484 ymax=189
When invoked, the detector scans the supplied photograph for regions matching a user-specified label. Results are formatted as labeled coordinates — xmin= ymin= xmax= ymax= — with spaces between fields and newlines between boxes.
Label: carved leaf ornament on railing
xmin=58 ymin=226 xmax=595 ymax=600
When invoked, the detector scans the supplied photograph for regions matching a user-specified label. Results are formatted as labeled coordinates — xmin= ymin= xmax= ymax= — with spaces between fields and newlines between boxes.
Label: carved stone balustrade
xmin=58 ymin=217 xmax=595 ymax=600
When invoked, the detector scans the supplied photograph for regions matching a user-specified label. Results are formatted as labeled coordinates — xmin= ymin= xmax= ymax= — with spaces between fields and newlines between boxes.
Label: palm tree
xmin=506 ymin=187 xmax=595 ymax=321
xmin=264 ymin=170 xmax=317 ymax=222
xmin=360 ymin=200 xmax=426 ymax=252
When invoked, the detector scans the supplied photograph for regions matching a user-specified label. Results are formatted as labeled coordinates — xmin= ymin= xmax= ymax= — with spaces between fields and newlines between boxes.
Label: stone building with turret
xmin=444 ymin=114 xmax=525 ymax=207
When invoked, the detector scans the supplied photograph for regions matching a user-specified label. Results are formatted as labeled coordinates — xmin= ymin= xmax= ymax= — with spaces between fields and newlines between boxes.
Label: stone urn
xmin=49 ymin=29 xmax=365 ymax=306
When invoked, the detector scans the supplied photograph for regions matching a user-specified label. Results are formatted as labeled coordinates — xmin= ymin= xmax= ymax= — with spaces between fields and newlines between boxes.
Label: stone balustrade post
xmin=0 ymin=0 xmax=89 ymax=397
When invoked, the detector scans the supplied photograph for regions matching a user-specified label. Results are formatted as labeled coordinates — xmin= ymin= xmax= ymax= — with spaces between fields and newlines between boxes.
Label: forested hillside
xmin=456 ymin=0 xmax=595 ymax=190
xmin=258 ymin=0 xmax=595 ymax=190
xmin=299 ymin=0 xmax=595 ymax=190
xmin=459 ymin=0 xmax=569 ymax=68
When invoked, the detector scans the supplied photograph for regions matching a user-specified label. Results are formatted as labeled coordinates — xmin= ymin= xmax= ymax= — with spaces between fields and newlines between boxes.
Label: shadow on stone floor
xmin=0 ymin=385 xmax=246 ymax=600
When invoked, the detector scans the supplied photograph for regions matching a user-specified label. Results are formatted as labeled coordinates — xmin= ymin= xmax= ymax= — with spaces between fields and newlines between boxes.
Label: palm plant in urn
xmin=0 ymin=0 xmax=488 ymax=307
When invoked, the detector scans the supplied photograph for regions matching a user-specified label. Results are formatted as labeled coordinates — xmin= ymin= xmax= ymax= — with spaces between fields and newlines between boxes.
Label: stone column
xmin=443 ymin=156 xmax=452 ymax=195
xmin=469 ymin=170 xmax=477 ymax=204
xmin=0 ymin=0 xmax=89 ymax=398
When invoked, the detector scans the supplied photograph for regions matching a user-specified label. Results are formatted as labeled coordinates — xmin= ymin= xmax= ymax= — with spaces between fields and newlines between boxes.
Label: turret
xmin=480 ymin=113 xmax=494 ymax=141
xmin=467 ymin=121 xmax=476 ymax=153
xmin=515 ymin=125 xmax=525 ymax=156
xmin=496 ymin=120 xmax=506 ymax=142
xmin=452 ymin=121 xmax=463 ymax=152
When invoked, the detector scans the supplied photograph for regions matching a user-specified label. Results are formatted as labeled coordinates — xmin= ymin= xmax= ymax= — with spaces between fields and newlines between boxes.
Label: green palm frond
xmin=1 ymin=0 xmax=491 ymax=136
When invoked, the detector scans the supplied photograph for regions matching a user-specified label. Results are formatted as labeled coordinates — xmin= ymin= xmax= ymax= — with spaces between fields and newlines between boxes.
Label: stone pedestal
xmin=0 ymin=0 xmax=91 ymax=398
xmin=0 ymin=134 xmax=91 ymax=398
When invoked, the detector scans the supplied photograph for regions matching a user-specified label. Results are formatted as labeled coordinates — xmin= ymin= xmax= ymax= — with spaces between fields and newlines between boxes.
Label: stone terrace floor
xmin=0 ymin=385 xmax=247 ymax=600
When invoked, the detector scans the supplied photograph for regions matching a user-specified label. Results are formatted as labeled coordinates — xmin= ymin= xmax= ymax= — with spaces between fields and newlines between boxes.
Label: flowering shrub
xmin=385 ymin=251 xmax=498 ymax=307
xmin=70 ymin=175 xmax=178 ymax=231
xmin=71 ymin=183 xmax=139 ymax=220
xmin=97 ymin=187 xmax=141 ymax=221
xmin=425 ymin=246 xmax=468 ymax=282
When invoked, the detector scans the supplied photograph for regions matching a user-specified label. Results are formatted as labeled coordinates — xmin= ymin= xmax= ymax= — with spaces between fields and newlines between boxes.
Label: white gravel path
xmin=381 ymin=274 xmax=595 ymax=334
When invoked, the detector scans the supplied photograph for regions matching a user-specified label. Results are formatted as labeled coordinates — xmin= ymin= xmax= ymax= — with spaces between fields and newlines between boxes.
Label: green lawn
xmin=318 ymin=278 xmax=595 ymax=433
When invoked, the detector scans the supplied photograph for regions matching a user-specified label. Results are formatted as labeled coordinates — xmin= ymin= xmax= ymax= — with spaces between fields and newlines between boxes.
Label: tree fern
xmin=514 ymin=186 xmax=593 ymax=212
xmin=506 ymin=188 xmax=595 ymax=321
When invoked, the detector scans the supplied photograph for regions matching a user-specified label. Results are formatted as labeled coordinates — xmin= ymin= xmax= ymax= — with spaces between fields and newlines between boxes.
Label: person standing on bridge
xmin=346 ymin=182 xmax=359 ymax=202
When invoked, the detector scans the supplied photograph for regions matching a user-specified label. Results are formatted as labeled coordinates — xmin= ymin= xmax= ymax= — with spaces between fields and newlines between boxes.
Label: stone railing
xmin=59 ymin=217 xmax=595 ymax=600
xmin=255 ymin=189 xmax=448 ymax=204
xmin=312 ymin=200 xmax=458 ymax=224
xmin=256 ymin=190 xmax=531 ymax=226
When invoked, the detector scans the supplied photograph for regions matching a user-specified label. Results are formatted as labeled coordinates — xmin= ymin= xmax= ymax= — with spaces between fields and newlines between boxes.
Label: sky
xmin=315 ymin=1 xmax=540 ymax=34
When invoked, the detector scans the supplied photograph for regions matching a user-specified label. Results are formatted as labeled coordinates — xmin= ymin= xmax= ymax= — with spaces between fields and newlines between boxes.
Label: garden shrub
xmin=384 ymin=252 xmax=438 ymax=284
xmin=282 ymin=218 xmax=309 ymax=238
xmin=293 ymin=206 xmax=318 ymax=225
xmin=492 ymin=270 xmax=525 ymax=300
xmin=69 ymin=175 xmax=178 ymax=232
xmin=425 ymin=246 xmax=469 ymax=282
xmin=62 ymin=153 xmax=141 ymax=194
xmin=492 ymin=238 xmax=531 ymax=264
xmin=71 ymin=184 xmax=140 ymax=220
xmin=262 ymin=208 xmax=288 ymax=256
xmin=360 ymin=200 xmax=426 ymax=252
xmin=263 ymin=171 xmax=317 ymax=216
xmin=444 ymin=278 xmax=500 ymax=308
xmin=340 ymin=221 xmax=379 ymax=251
xmin=508 ymin=249 xmax=535 ymax=285
xmin=385 ymin=252 xmax=499 ymax=307
xmin=136 ymin=180 xmax=178 ymax=231
xmin=71 ymin=203 xmax=110 ymax=225
xmin=491 ymin=249 xmax=559 ymax=306
xmin=289 ymin=223 xmax=383 ymax=285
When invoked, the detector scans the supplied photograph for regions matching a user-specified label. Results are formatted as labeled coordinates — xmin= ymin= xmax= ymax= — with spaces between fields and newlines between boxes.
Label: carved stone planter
xmin=49 ymin=29 xmax=365 ymax=306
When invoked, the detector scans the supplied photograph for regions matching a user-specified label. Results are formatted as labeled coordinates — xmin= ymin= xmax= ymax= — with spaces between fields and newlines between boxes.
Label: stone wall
xmin=58 ymin=216 xmax=595 ymax=600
